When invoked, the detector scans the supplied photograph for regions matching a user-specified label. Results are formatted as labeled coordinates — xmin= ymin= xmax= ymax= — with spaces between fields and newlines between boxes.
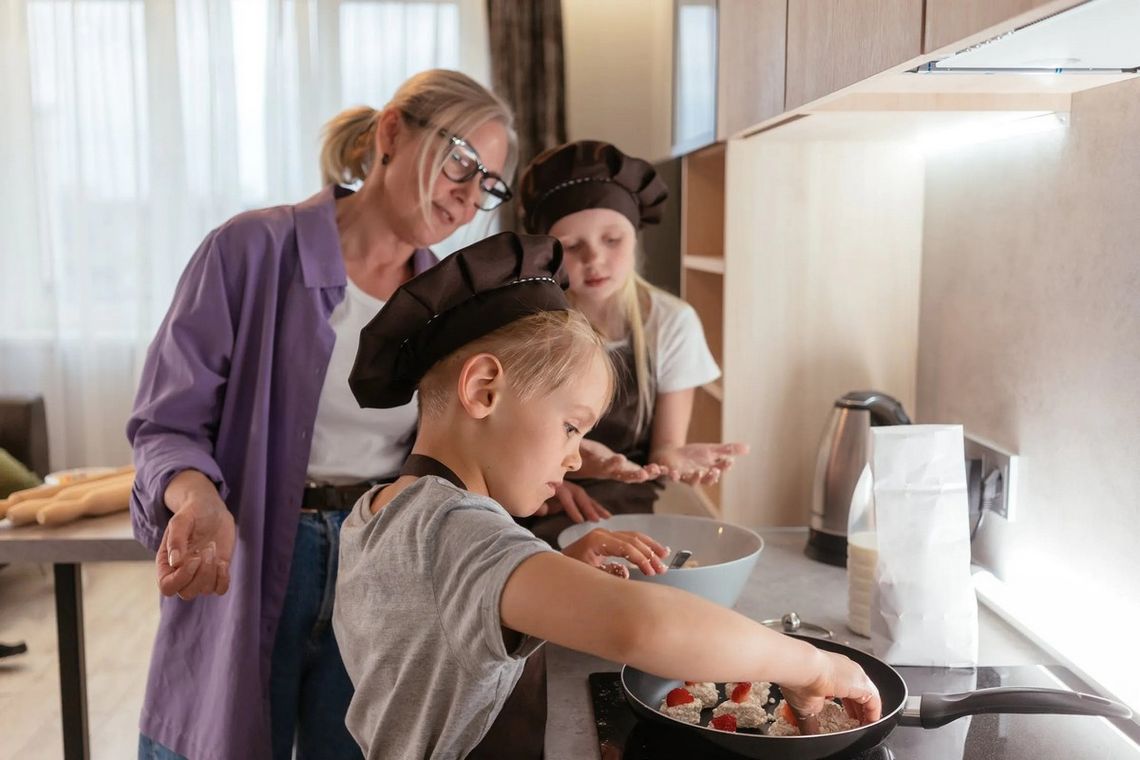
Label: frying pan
xmin=620 ymin=635 xmax=1132 ymax=760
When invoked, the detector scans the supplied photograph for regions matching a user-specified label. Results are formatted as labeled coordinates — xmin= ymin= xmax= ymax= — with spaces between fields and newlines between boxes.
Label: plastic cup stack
xmin=847 ymin=531 xmax=878 ymax=637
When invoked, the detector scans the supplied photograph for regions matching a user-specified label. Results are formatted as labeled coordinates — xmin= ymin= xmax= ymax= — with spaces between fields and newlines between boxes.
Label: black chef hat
xmin=519 ymin=140 xmax=668 ymax=235
xmin=349 ymin=231 xmax=570 ymax=408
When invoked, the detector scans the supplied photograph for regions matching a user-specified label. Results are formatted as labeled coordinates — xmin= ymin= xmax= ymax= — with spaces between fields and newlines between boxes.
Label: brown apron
xmin=399 ymin=454 xmax=547 ymax=760
xmin=525 ymin=342 xmax=663 ymax=546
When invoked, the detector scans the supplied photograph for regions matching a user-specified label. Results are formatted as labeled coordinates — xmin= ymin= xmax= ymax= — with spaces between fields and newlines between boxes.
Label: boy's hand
xmin=650 ymin=442 xmax=749 ymax=485
xmin=562 ymin=528 xmax=669 ymax=576
xmin=535 ymin=480 xmax=612 ymax=522
xmin=781 ymin=650 xmax=882 ymax=731
xmin=577 ymin=440 xmax=667 ymax=483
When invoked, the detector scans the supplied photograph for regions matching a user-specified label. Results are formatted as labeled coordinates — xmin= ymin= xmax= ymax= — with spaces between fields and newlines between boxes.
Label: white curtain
xmin=0 ymin=0 xmax=491 ymax=471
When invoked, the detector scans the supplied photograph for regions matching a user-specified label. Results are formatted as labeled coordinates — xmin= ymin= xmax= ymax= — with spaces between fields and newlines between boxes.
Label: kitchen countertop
xmin=544 ymin=527 xmax=1055 ymax=760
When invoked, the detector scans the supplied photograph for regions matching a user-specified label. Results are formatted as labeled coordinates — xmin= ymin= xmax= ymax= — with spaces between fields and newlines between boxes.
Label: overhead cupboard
xmin=670 ymin=0 xmax=1139 ymax=523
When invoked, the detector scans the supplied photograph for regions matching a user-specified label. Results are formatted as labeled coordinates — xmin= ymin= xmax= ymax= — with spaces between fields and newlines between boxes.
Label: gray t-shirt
xmin=334 ymin=476 xmax=554 ymax=759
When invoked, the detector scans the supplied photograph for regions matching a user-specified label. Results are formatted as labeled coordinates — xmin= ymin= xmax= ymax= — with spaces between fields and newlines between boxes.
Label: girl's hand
xmin=650 ymin=442 xmax=749 ymax=485
xmin=780 ymin=650 xmax=882 ymax=731
xmin=577 ymin=439 xmax=667 ymax=483
xmin=535 ymin=480 xmax=612 ymax=522
xmin=562 ymin=528 xmax=669 ymax=576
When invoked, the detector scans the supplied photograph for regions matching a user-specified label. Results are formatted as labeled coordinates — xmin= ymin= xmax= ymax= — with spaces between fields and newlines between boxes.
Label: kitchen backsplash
xmin=916 ymin=76 xmax=1140 ymax=707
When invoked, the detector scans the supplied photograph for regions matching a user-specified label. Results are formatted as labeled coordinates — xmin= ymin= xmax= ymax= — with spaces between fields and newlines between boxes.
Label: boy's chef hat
xmin=519 ymin=140 xmax=668 ymax=235
xmin=350 ymin=231 xmax=570 ymax=408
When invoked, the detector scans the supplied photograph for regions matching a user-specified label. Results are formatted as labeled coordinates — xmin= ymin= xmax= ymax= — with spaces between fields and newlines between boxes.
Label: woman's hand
xmin=780 ymin=649 xmax=882 ymax=731
xmin=650 ymin=442 xmax=749 ymax=486
xmin=562 ymin=528 xmax=669 ymax=576
xmin=576 ymin=439 xmax=667 ymax=483
xmin=534 ymin=480 xmax=612 ymax=522
xmin=157 ymin=470 xmax=235 ymax=599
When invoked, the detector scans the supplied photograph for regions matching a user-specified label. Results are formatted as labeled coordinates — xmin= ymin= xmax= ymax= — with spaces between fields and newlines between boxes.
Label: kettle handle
xmin=838 ymin=391 xmax=912 ymax=425
xmin=867 ymin=394 xmax=911 ymax=426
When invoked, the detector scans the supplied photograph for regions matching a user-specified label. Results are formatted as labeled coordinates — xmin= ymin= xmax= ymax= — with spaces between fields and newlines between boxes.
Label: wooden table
xmin=0 ymin=511 xmax=152 ymax=760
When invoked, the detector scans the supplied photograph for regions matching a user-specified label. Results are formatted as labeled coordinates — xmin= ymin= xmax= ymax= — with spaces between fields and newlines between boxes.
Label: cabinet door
xmin=924 ymin=0 xmax=1086 ymax=53
xmin=785 ymin=0 xmax=923 ymax=110
xmin=716 ymin=0 xmax=787 ymax=139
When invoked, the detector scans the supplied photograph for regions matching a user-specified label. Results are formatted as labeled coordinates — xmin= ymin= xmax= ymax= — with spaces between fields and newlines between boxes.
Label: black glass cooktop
xmin=590 ymin=666 xmax=1140 ymax=759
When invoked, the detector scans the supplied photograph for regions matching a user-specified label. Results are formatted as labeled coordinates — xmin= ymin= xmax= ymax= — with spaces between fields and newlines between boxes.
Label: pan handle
xmin=903 ymin=687 xmax=1133 ymax=729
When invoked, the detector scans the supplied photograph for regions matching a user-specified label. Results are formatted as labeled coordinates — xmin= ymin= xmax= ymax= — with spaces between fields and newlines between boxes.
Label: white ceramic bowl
xmin=557 ymin=513 xmax=763 ymax=609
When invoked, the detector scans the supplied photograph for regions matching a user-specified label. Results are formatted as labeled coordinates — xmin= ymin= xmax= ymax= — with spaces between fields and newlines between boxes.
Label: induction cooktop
xmin=589 ymin=665 xmax=1140 ymax=759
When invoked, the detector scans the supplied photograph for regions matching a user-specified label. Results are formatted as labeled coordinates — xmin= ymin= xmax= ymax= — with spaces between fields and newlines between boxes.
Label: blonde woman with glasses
xmin=128 ymin=69 xmax=515 ymax=760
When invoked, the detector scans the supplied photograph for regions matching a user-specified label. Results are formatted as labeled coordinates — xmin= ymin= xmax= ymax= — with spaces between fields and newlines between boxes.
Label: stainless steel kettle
xmin=806 ymin=390 xmax=911 ymax=566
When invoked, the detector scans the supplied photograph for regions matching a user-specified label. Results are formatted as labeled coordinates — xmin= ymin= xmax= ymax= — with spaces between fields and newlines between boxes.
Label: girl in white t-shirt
xmin=518 ymin=140 xmax=748 ymax=537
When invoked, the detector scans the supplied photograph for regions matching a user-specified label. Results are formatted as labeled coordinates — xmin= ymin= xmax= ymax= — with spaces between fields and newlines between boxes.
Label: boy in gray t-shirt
xmin=335 ymin=233 xmax=882 ymax=759
xmin=336 ymin=477 xmax=551 ymax=758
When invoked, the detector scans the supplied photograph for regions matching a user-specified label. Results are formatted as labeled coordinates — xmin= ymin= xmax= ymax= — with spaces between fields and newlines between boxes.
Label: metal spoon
xmin=668 ymin=549 xmax=693 ymax=569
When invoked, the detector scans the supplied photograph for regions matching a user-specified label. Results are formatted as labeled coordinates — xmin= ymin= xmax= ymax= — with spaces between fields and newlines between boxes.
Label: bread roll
xmin=36 ymin=478 xmax=134 ymax=527
xmin=5 ymin=497 xmax=56 ymax=526
xmin=3 ymin=465 xmax=132 ymax=508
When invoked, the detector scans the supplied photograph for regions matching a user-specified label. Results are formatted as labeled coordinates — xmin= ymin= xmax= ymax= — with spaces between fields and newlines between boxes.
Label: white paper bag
xmin=869 ymin=425 xmax=978 ymax=666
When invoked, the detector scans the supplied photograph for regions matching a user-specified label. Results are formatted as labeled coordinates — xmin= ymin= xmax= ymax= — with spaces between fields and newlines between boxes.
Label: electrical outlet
xmin=964 ymin=433 xmax=1020 ymax=521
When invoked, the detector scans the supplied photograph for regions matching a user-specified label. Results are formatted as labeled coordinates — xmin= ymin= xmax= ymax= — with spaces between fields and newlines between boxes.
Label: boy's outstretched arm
xmin=500 ymin=552 xmax=881 ymax=724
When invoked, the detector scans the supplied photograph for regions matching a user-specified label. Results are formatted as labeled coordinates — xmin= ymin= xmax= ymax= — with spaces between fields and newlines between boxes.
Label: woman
xmin=518 ymin=140 xmax=749 ymax=543
xmin=128 ymin=69 xmax=516 ymax=760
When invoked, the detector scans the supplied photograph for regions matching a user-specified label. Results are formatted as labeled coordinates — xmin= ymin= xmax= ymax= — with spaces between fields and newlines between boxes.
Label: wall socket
xmin=964 ymin=433 xmax=1020 ymax=522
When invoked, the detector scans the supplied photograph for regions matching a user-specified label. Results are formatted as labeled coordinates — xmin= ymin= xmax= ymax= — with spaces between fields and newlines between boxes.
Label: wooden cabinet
xmin=923 ymin=0 xmax=1082 ymax=53
xmin=785 ymin=0 xmax=924 ymax=110
xmin=716 ymin=0 xmax=787 ymax=139
xmin=675 ymin=136 xmax=925 ymax=525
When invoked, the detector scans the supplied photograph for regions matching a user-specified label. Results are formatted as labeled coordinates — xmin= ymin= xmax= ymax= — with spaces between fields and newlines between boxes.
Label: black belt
xmin=301 ymin=480 xmax=383 ymax=511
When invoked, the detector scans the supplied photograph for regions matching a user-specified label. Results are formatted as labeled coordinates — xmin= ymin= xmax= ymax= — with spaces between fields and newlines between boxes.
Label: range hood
xmin=920 ymin=0 xmax=1140 ymax=73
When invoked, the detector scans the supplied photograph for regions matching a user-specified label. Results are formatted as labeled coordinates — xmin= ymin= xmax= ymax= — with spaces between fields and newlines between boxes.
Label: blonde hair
xmin=319 ymin=69 xmax=517 ymax=222
xmin=615 ymin=272 xmax=655 ymax=437
xmin=418 ymin=310 xmax=616 ymax=421
xmin=565 ymin=246 xmax=658 ymax=437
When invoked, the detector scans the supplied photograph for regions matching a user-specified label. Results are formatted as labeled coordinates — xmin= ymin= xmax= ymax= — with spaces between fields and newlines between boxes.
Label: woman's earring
xmin=381 ymin=153 xmax=391 ymax=166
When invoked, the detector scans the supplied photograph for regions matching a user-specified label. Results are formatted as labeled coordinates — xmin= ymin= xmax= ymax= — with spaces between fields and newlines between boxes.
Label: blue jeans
xmin=269 ymin=510 xmax=362 ymax=760
xmin=138 ymin=734 xmax=187 ymax=760
xmin=138 ymin=512 xmax=359 ymax=760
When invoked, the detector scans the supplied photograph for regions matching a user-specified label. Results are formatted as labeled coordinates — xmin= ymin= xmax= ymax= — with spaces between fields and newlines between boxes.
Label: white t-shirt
xmin=643 ymin=287 xmax=721 ymax=394
xmin=306 ymin=278 xmax=418 ymax=484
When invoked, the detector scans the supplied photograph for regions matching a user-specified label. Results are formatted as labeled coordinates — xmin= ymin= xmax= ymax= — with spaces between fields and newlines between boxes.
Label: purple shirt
xmin=127 ymin=185 xmax=437 ymax=760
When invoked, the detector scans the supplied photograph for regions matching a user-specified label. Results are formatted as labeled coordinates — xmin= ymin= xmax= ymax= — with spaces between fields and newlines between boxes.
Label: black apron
xmin=399 ymin=454 xmax=547 ymax=760
xmin=524 ymin=341 xmax=663 ymax=546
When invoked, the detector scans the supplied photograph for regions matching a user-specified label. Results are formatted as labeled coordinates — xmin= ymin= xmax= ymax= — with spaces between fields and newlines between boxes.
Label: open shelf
xmin=680 ymin=143 xmax=726 ymax=260
xmin=687 ymin=382 xmax=724 ymax=513
xmin=683 ymin=254 xmax=726 ymax=274
xmin=678 ymin=141 xmax=728 ymax=516
xmin=682 ymin=268 xmax=724 ymax=369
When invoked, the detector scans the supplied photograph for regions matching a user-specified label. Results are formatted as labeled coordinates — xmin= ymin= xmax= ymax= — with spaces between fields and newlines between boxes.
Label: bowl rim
xmin=555 ymin=513 xmax=765 ymax=570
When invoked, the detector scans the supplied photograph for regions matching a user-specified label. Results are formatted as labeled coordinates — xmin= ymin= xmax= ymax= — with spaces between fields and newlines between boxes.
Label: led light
xmin=972 ymin=568 xmax=1140 ymax=714
xmin=916 ymin=111 xmax=1068 ymax=155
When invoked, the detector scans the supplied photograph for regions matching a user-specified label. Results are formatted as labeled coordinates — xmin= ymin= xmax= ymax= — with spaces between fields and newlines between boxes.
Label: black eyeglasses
xmin=439 ymin=134 xmax=513 ymax=211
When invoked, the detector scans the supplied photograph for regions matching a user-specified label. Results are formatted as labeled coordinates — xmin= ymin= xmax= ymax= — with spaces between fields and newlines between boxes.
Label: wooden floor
xmin=0 ymin=560 xmax=158 ymax=759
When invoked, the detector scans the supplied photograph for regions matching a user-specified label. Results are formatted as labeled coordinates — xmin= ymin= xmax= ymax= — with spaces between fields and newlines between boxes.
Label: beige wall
xmin=918 ymin=77 xmax=1140 ymax=701
xmin=562 ymin=0 xmax=674 ymax=162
